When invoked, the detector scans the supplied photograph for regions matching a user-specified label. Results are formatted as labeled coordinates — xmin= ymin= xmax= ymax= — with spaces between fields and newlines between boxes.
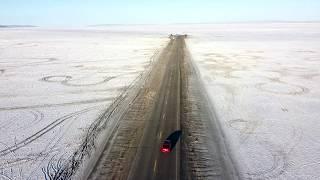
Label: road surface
xmin=87 ymin=35 xmax=239 ymax=180
xmin=127 ymin=35 xmax=184 ymax=180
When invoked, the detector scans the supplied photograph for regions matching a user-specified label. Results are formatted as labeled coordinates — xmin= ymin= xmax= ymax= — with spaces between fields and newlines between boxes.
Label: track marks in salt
xmin=0 ymin=107 xmax=97 ymax=156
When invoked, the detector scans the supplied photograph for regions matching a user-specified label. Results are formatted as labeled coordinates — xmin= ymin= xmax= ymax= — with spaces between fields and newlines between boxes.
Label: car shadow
xmin=165 ymin=130 xmax=182 ymax=150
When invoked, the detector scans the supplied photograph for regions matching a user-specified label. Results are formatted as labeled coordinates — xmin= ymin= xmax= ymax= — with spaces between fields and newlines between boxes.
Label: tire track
xmin=0 ymin=110 xmax=31 ymax=130
xmin=255 ymin=82 xmax=309 ymax=95
xmin=0 ymin=98 xmax=112 ymax=111
xmin=0 ymin=69 xmax=5 ymax=75
xmin=27 ymin=109 xmax=102 ymax=178
xmin=62 ymin=76 xmax=116 ymax=87
xmin=245 ymin=140 xmax=288 ymax=179
xmin=15 ymin=110 xmax=44 ymax=131
xmin=40 ymin=75 xmax=72 ymax=83
xmin=240 ymin=123 xmax=302 ymax=179
xmin=40 ymin=75 xmax=116 ymax=87
xmin=48 ymin=44 xmax=163 ymax=180
xmin=227 ymin=119 xmax=260 ymax=143
xmin=0 ymin=58 xmax=59 ymax=69
xmin=0 ymin=107 xmax=96 ymax=156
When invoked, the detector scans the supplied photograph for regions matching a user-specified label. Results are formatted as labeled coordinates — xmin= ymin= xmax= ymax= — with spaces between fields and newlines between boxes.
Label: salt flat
xmin=187 ymin=23 xmax=320 ymax=179
xmin=0 ymin=28 xmax=165 ymax=179
xmin=1 ymin=23 xmax=319 ymax=179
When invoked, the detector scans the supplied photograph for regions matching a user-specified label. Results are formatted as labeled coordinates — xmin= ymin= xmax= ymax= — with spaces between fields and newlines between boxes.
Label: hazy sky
xmin=1 ymin=0 xmax=320 ymax=26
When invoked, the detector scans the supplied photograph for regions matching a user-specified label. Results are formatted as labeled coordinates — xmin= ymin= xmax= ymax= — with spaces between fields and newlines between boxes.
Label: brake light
xmin=161 ymin=147 xmax=170 ymax=153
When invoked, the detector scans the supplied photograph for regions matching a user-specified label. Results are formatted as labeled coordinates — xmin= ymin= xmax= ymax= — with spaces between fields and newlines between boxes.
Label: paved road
xmin=87 ymin=35 xmax=239 ymax=180
xmin=128 ymin=36 xmax=184 ymax=180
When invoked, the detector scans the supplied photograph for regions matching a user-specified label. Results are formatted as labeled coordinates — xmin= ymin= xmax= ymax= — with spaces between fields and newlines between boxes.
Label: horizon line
xmin=2 ymin=20 xmax=320 ymax=28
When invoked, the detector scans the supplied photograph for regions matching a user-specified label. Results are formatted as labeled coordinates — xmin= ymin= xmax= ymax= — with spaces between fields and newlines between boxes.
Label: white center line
xmin=153 ymin=159 xmax=158 ymax=173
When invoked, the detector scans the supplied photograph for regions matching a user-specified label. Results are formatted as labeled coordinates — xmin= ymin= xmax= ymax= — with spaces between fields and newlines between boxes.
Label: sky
xmin=1 ymin=0 xmax=320 ymax=26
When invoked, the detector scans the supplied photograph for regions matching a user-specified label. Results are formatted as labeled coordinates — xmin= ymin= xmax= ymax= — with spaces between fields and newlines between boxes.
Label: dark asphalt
xmin=87 ymin=35 xmax=239 ymax=180
xmin=128 ymin=36 xmax=184 ymax=180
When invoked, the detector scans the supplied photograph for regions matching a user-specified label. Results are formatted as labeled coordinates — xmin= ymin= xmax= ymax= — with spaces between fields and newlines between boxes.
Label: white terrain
xmin=0 ymin=28 xmax=165 ymax=179
xmin=0 ymin=23 xmax=320 ymax=179
xmin=186 ymin=23 xmax=320 ymax=179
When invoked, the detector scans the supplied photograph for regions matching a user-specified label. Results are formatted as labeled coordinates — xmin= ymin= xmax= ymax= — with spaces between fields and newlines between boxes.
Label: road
xmin=87 ymin=35 xmax=239 ymax=180
xmin=127 ymin=35 xmax=184 ymax=180
xmin=87 ymin=35 xmax=184 ymax=180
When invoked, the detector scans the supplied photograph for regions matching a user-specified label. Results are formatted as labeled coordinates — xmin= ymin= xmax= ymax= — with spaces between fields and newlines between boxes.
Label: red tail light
xmin=161 ymin=148 xmax=170 ymax=153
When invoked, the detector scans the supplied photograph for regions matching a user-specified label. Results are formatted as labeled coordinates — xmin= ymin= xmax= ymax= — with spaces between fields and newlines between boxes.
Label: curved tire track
xmin=14 ymin=110 xmax=44 ymax=131
xmin=0 ymin=107 xmax=96 ymax=156
xmin=62 ymin=76 xmax=115 ymax=87
xmin=40 ymin=75 xmax=116 ymax=87
xmin=245 ymin=140 xmax=287 ymax=179
xmin=0 ymin=98 xmax=112 ymax=111
xmin=255 ymin=79 xmax=309 ymax=96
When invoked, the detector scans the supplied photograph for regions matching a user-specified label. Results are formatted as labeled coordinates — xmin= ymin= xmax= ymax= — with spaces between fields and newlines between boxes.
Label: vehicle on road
xmin=160 ymin=140 xmax=172 ymax=153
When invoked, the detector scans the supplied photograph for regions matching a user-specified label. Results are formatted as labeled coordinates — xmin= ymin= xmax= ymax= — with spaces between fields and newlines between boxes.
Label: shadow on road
xmin=166 ymin=130 xmax=182 ymax=150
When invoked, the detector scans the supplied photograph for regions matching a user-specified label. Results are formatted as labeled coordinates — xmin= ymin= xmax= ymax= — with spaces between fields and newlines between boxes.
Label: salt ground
xmin=0 ymin=28 xmax=165 ymax=179
xmin=1 ymin=23 xmax=320 ymax=179
xmin=186 ymin=23 xmax=320 ymax=179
